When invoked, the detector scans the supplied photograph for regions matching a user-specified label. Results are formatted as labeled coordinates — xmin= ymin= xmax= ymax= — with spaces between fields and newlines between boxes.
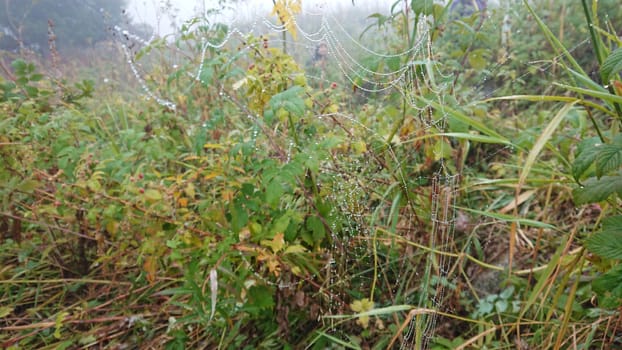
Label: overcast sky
xmin=126 ymin=0 xmax=390 ymax=35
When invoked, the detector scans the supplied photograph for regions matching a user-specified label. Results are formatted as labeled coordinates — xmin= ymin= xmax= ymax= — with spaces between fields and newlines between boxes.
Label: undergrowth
xmin=1 ymin=0 xmax=621 ymax=349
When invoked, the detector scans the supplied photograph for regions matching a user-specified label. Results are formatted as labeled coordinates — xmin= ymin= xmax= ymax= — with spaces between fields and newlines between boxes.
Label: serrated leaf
xmin=306 ymin=215 xmax=326 ymax=243
xmin=573 ymin=174 xmax=622 ymax=204
xmin=585 ymin=216 xmax=622 ymax=260
xmin=595 ymin=144 xmax=622 ymax=178
xmin=601 ymin=48 xmax=622 ymax=83
xmin=572 ymin=137 xmax=601 ymax=180
xmin=247 ymin=285 xmax=274 ymax=311
xmin=592 ymin=264 xmax=622 ymax=309
xmin=265 ymin=179 xmax=283 ymax=207
xmin=586 ymin=231 xmax=622 ymax=260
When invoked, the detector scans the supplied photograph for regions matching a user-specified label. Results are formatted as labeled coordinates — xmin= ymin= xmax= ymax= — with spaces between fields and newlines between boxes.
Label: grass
xmin=1 ymin=0 xmax=622 ymax=349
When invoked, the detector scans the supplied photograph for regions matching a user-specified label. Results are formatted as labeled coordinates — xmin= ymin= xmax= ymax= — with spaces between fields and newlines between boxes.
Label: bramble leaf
xmin=585 ymin=216 xmax=622 ymax=260
xmin=595 ymin=144 xmax=622 ymax=178
xmin=601 ymin=47 xmax=622 ymax=83
xmin=573 ymin=174 xmax=622 ymax=204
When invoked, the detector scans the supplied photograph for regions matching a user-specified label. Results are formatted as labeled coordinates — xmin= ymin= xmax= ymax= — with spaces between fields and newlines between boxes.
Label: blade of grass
xmin=456 ymin=207 xmax=556 ymax=230
xmin=485 ymin=95 xmax=615 ymax=117
xmin=314 ymin=332 xmax=361 ymax=350
xmin=517 ymin=102 xmax=576 ymax=190
xmin=419 ymin=97 xmax=507 ymax=140
xmin=554 ymin=83 xmax=622 ymax=105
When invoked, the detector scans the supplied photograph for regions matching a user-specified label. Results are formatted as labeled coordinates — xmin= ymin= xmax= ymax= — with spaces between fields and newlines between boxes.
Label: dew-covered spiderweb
xmin=105 ymin=0 xmax=594 ymax=347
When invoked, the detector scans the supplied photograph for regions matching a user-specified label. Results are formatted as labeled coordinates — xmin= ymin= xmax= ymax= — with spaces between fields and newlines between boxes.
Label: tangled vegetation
xmin=1 ymin=0 xmax=621 ymax=349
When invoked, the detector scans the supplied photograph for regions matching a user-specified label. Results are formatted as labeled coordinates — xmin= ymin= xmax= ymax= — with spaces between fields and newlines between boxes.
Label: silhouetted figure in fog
xmin=312 ymin=42 xmax=328 ymax=68
xmin=308 ymin=42 xmax=329 ymax=88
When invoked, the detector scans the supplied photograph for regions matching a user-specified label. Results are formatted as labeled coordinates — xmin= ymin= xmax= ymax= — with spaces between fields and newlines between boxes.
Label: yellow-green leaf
xmin=261 ymin=232 xmax=285 ymax=253
xmin=144 ymin=189 xmax=163 ymax=202
xmin=284 ymin=244 xmax=306 ymax=254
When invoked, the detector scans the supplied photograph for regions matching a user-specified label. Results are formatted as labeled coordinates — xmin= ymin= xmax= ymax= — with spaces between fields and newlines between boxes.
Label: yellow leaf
xmin=204 ymin=172 xmax=221 ymax=181
xmin=351 ymin=140 xmax=367 ymax=155
xmin=144 ymin=189 xmax=162 ymax=202
xmin=144 ymin=256 xmax=157 ymax=284
xmin=105 ymin=221 xmax=119 ymax=236
xmin=222 ymin=190 xmax=234 ymax=201
xmin=203 ymin=143 xmax=224 ymax=149
xmin=0 ymin=306 xmax=13 ymax=318
xmin=284 ymin=244 xmax=306 ymax=254
xmin=232 ymin=166 xmax=246 ymax=174
xmin=184 ymin=183 xmax=195 ymax=198
xmin=291 ymin=266 xmax=303 ymax=276
xmin=266 ymin=257 xmax=281 ymax=276
xmin=261 ymin=232 xmax=285 ymax=253
xmin=178 ymin=197 xmax=188 ymax=207
xmin=271 ymin=0 xmax=301 ymax=40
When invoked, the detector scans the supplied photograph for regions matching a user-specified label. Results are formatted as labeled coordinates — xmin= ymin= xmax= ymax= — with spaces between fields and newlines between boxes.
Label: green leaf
xmin=265 ymin=179 xmax=284 ymax=207
xmin=53 ymin=311 xmax=69 ymax=339
xmin=306 ymin=215 xmax=326 ymax=243
xmin=247 ymin=285 xmax=274 ymax=311
xmin=17 ymin=179 xmax=41 ymax=193
xmin=411 ymin=0 xmax=434 ymax=15
xmin=592 ymin=264 xmax=622 ymax=309
xmin=270 ymin=213 xmax=292 ymax=237
xmin=230 ymin=201 xmax=248 ymax=233
xmin=495 ymin=299 xmax=508 ymax=313
xmin=573 ymin=174 xmax=622 ymax=204
xmin=467 ymin=49 xmax=488 ymax=70
xmin=601 ymin=48 xmax=622 ymax=83
xmin=572 ymin=137 xmax=601 ymax=180
xmin=585 ymin=216 xmax=622 ymax=259
xmin=87 ymin=178 xmax=101 ymax=192
xmin=500 ymin=286 xmax=514 ymax=299
xmin=0 ymin=306 xmax=13 ymax=318
xmin=269 ymin=86 xmax=305 ymax=117
xmin=595 ymin=144 xmax=622 ymax=178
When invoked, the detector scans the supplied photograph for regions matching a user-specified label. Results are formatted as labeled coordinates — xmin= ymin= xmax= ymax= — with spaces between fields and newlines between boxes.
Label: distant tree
xmin=0 ymin=0 xmax=131 ymax=52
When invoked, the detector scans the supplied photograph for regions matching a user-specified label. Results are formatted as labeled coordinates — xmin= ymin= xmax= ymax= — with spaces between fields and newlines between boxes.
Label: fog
xmin=126 ymin=0 xmax=392 ymax=35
